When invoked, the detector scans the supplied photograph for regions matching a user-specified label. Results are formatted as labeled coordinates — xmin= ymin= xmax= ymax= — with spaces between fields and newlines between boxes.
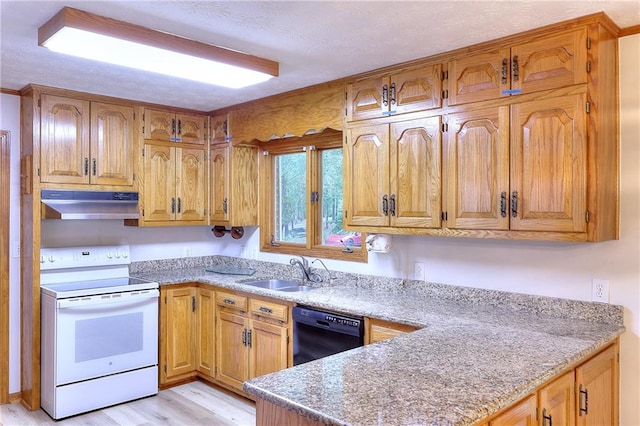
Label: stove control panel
xmin=40 ymin=245 xmax=131 ymax=270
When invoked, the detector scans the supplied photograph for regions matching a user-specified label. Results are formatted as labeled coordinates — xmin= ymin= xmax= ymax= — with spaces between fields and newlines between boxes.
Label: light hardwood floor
xmin=0 ymin=381 xmax=256 ymax=426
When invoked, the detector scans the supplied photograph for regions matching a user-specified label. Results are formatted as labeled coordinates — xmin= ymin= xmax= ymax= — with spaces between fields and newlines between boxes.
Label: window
xmin=260 ymin=132 xmax=366 ymax=262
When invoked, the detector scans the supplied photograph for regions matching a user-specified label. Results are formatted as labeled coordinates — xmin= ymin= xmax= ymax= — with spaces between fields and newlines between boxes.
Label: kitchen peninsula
xmin=132 ymin=255 xmax=624 ymax=426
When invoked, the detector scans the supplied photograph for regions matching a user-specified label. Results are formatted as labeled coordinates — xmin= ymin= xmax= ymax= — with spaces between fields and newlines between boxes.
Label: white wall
xmin=1 ymin=93 xmax=22 ymax=394
xmin=4 ymin=35 xmax=639 ymax=424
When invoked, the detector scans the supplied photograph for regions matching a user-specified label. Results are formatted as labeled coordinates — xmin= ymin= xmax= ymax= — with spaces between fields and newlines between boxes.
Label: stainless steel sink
xmin=240 ymin=279 xmax=318 ymax=292
xmin=277 ymin=285 xmax=318 ymax=292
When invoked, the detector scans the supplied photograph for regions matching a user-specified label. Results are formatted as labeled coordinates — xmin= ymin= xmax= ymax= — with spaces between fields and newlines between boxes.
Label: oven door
xmin=54 ymin=289 xmax=159 ymax=385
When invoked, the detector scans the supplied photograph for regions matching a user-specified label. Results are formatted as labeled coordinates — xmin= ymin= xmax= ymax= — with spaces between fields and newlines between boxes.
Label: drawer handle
xmin=223 ymin=298 xmax=235 ymax=305
xmin=259 ymin=306 xmax=273 ymax=314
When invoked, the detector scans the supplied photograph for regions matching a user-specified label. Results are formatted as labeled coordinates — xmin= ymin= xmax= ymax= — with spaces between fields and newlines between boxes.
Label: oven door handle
xmin=57 ymin=289 xmax=159 ymax=309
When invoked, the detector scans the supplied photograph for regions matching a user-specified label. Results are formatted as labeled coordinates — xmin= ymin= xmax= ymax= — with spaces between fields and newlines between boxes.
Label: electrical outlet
xmin=592 ymin=279 xmax=610 ymax=303
xmin=13 ymin=242 xmax=20 ymax=258
xmin=414 ymin=262 xmax=425 ymax=281
xmin=183 ymin=247 xmax=192 ymax=257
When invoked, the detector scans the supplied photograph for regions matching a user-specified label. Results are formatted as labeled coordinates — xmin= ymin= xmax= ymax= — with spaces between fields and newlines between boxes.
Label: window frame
xmin=258 ymin=131 xmax=367 ymax=262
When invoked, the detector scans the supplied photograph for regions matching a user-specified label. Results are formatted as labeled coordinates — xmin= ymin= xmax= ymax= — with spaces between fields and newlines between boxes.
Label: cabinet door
xmin=345 ymin=124 xmax=390 ymax=226
xmin=448 ymin=48 xmax=511 ymax=105
xmin=511 ymin=29 xmax=587 ymax=95
xmin=489 ymin=395 xmax=536 ymax=426
xmin=510 ymin=94 xmax=586 ymax=232
xmin=176 ymin=147 xmax=207 ymax=223
xmin=390 ymin=116 xmax=441 ymax=228
xmin=40 ymin=94 xmax=90 ymax=184
xmin=144 ymin=109 xmax=175 ymax=141
xmin=216 ymin=310 xmax=249 ymax=390
xmin=210 ymin=144 xmax=230 ymax=223
xmin=196 ymin=288 xmax=215 ymax=378
xmin=90 ymin=102 xmax=134 ymax=186
xmin=575 ymin=345 xmax=618 ymax=426
xmin=165 ymin=287 xmax=196 ymax=379
xmin=177 ymin=113 xmax=206 ymax=144
xmin=346 ymin=77 xmax=386 ymax=122
xmin=444 ymin=106 xmax=509 ymax=230
xmin=539 ymin=371 xmax=575 ymax=426
xmin=249 ymin=320 xmax=288 ymax=379
xmin=391 ymin=64 xmax=442 ymax=115
xmin=210 ymin=114 xmax=228 ymax=144
xmin=143 ymin=145 xmax=176 ymax=222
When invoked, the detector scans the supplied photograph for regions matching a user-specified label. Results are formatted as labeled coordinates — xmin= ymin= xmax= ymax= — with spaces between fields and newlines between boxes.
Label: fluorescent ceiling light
xmin=38 ymin=7 xmax=279 ymax=89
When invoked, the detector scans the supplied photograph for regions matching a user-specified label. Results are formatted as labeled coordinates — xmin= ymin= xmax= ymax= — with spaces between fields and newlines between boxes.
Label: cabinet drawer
xmin=250 ymin=299 xmax=288 ymax=323
xmin=216 ymin=291 xmax=248 ymax=312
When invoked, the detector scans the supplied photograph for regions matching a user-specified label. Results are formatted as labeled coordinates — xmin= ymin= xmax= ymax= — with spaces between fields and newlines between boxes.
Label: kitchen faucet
xmin=312 ymin=258 xmax=336 ymax=285
xmin=290 ymin=256 xmax=321 ymax=282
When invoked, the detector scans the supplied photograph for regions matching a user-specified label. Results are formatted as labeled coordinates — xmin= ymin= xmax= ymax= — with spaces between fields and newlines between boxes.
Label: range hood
xmin=41 ymin=190 xmax=140 ymax=220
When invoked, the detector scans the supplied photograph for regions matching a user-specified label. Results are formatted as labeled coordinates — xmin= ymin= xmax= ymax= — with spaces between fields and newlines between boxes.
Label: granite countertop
xmin=131 ymin=256 xmax=625 ymax=426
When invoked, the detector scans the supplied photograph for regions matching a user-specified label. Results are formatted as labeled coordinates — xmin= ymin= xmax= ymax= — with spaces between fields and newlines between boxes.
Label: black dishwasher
xmin=292 ymin=306 xmax=364 ymax=366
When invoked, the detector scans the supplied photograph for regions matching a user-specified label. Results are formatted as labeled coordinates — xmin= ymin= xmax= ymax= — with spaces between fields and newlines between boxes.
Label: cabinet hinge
xmin=344 ymin=210 xmax=348 ymax=218
xmin=133 ymin=112 xmax=136 ymax=120
xmin=441 ymin=89 xmax=449 ymax=99
xmin=37 ymin=99 xmax=41 ymax=108
xmin=164 ymin=365 xmax=167 ymax=374
xmin=142 ymin=148 xmax=145 ymax=156
xmin=132 ymin=173 xmax=136 ymax=181
xmin=441 ymin=123 xmax=448 ymax=133
xmin=585 ymin=210 xmax=590 ymax=223
xmin=536 ymin=407 xmax=539 ymax=421
xmin=192 ymin=296 xmax=196 ymax=312
xmin=164 ymin=295 xmax=167 ymax=303
xmin=37 ymin=168 xmax=40 ymax=177
xmin=344 ymin=136 xmax=348 ymax=145
xmin=142 ymin=209 xmax=145 ymax=217
xmin=586 ymin=37 xmax=591 ymax=50
xmin=586 ymin=61 xmax=591 ymax=73
xmin=585 ymin=102 xmax=590 ymax=114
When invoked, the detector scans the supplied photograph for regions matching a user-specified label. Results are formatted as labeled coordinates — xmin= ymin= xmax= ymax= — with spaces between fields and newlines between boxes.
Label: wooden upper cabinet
xmin=210 ymin=145 xmax=229 ymax=223
xmin=144 ymin=108 xmax=207 ymax=144
xmin=90 ymin=102 xmax=134 ymax=186
xmin=345 ymin=124 xmax=390 ymax=226
xmin=510 ymin=94 xmax=587 ymax=233
xmin=210 ymin=144 xmax=258 ymax=226
xmin=210 ymin=114 xmax=229 ymax=144
xmin=142 ymin=144 xmax=207 ymax=224
xmin=449 ymin=28 xmax=587 ymax=105
xmin=443 ymin=105 xmax=510 ymax=230
xmin=40 ymin=94 xmax=90 ymax=184
xmin=448 ymin=48 xmax=511 ymax=106
xmin=176 ymin=147 xmax=207 ymax=222
xmin=390 ymin=116 xmax=442 ymax=228
xmin=345 ymin=117 xmax=442 ymax=229
xmin=347 ymin=64 xmax=442 ymax=121
xmin=143 ymin=144 xmax=176 ymax=222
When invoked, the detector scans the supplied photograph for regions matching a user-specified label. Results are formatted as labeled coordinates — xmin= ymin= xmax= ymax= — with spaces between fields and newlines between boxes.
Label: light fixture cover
xmin=38 ymin=7 xmax=279 ymax=89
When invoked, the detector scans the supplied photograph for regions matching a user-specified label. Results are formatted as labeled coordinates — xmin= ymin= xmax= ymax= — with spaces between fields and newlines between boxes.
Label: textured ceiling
xmin=1 ymin=1 xmax=638 ymax=112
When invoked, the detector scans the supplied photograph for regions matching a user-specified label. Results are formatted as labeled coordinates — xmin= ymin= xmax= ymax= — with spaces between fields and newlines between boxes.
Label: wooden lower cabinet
xmin=365 ymin=317 xmax=420 ymax=344
xmin=161 ymin=285 xmax=291 ymax=392
xmin=482 ymin=342 xmax=617 ymax=426
xmin=215 ymin=291 xmax=290 ymax=393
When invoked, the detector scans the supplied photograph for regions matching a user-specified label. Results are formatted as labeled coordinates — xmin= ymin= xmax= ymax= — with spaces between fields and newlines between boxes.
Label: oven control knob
xmin=40 ymin=255 xmax=45 ymax=263
xmin=114 ymin=252 xmax=121 ymax=258
xmin=121 ymin=251 xmax=128 ymax=258
xmin=106 ymin=252 xmax=113 ymax=259
xmin=48 ymin=255 xmax=55 ymax=262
